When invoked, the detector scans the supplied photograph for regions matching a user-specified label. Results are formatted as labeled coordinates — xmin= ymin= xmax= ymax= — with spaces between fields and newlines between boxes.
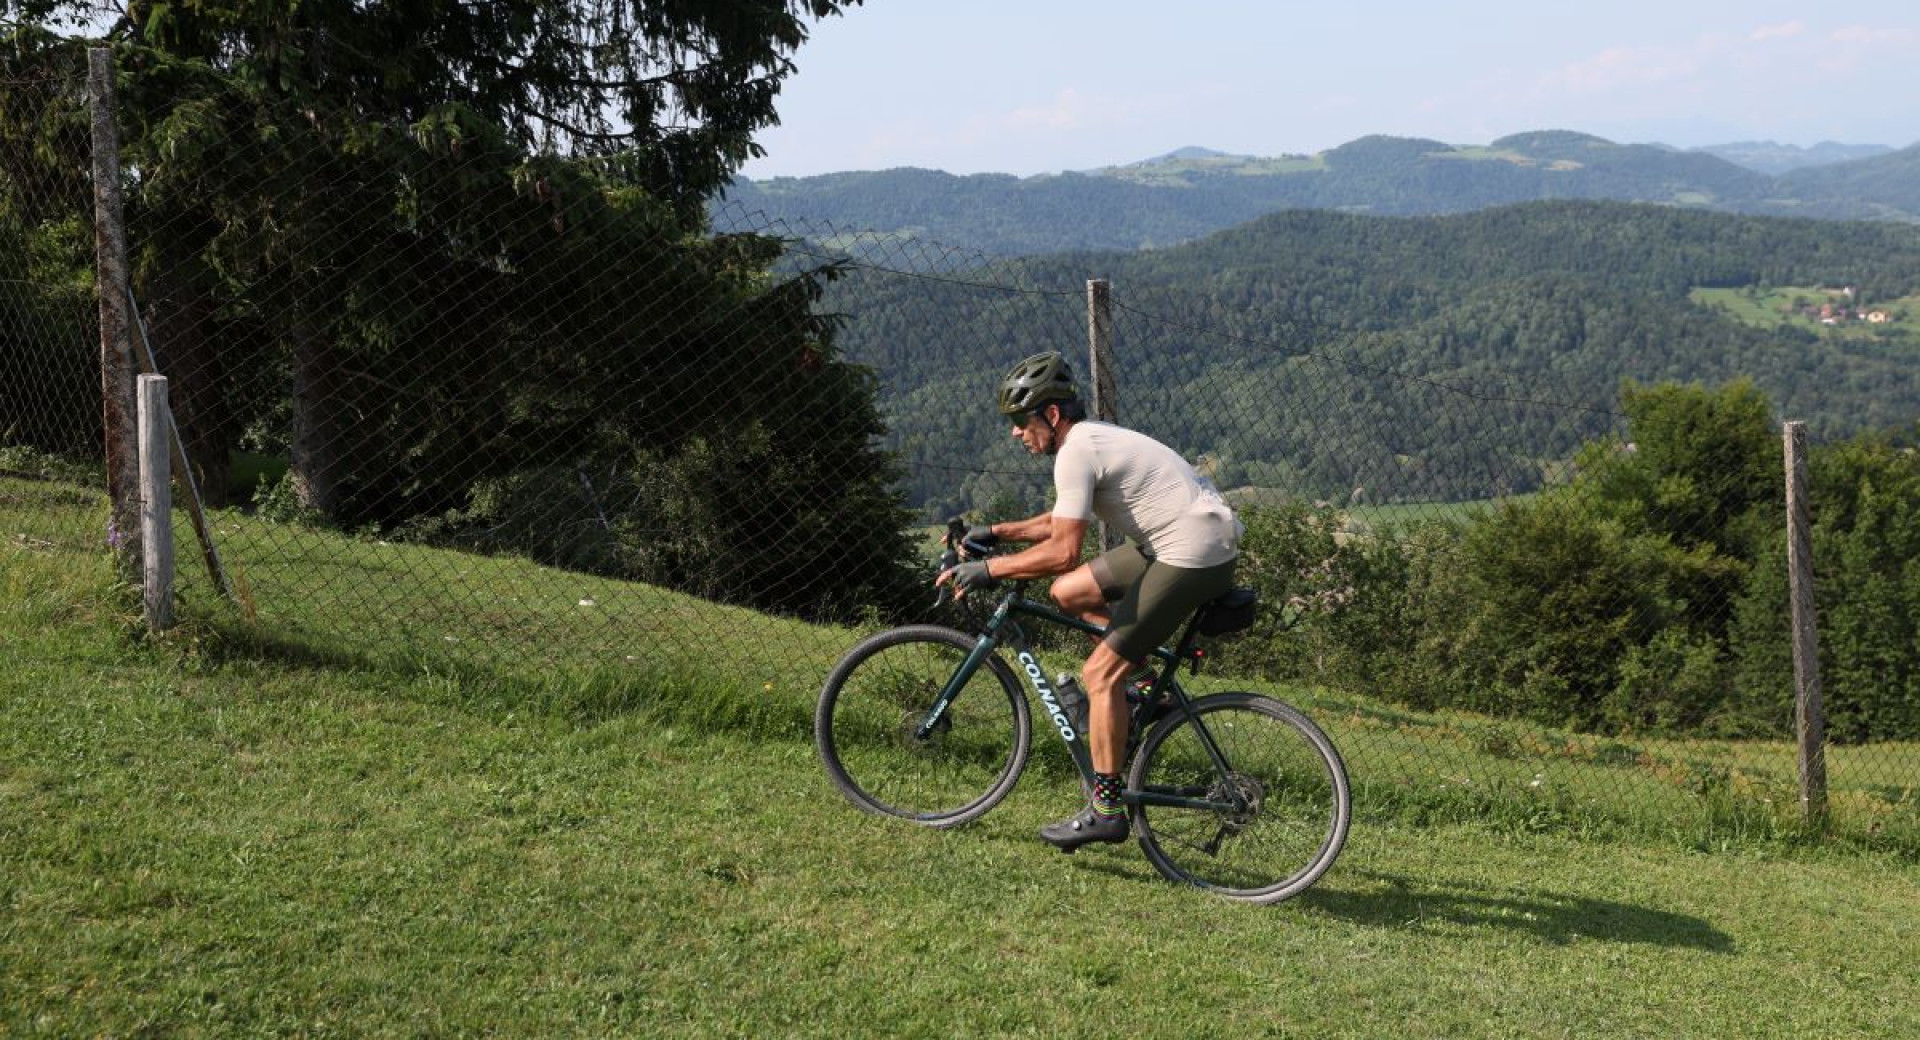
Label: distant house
xmin=1867 ymin=311 xmax=1890 ymax=324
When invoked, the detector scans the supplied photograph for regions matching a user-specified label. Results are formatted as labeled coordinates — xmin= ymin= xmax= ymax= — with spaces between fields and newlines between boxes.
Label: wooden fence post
xmin=1087 ymin=278 xmax=1116 ymax=424
xmin=139 ymin=375 xmax=174 ymax=631
xmin=1087 ymin=278 xmax=1121 ymax=548
xmin=1783 ymin=420 xmax=1827 ymax=825
xmin=90 ymin=47 xmax=140 ymax=572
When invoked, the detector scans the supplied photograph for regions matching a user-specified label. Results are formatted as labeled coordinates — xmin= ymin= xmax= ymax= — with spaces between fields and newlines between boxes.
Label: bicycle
xmin=814 ymin=520 xmax=1351 ymax=904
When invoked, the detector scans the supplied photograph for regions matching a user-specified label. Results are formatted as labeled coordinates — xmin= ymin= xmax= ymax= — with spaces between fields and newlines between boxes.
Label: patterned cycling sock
xmin=1091 ymin=772 xmax=1127 ymax=820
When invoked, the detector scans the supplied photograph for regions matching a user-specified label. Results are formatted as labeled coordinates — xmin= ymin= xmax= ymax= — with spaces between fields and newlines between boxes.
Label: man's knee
xmin=1050 ymin=566 xmax=1104 ymax=614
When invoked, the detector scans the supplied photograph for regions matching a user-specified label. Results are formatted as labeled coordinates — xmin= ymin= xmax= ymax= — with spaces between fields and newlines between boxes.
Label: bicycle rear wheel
xmin=815 ymin=625 xmax=1031 ymax=828
xmin=1128 ymin=692 xmax=1349 ymax=903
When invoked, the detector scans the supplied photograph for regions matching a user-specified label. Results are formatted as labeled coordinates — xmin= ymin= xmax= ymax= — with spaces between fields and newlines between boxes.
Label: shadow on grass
xmin=1063 ymin=857 xmax=1731 ymax=953
xmin=1299 ymin=870 xmax=1734 ymax=952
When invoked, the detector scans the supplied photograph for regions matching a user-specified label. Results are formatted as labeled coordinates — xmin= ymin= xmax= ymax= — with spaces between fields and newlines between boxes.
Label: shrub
xmin=1729 ymin=429 xmax=1920 ymax=743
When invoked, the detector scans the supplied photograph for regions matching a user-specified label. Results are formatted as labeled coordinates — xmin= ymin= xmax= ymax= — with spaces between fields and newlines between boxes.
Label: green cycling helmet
xmin=998 ymin=351 xmax=1078 ymax=417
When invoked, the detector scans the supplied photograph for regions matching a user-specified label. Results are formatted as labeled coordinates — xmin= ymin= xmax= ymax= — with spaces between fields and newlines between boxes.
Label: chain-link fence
xmin=3 ymin=48 xmax=1914 ymax=851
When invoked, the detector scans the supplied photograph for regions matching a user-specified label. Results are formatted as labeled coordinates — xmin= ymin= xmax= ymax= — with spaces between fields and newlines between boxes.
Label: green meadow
xmin=4 ymin=474 xmax=1916 ymax=1037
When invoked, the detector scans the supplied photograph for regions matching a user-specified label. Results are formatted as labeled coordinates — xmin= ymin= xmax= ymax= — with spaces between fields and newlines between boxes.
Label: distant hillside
xmin=812 ymin=200 xmax=1920 ymax=516
xmin=1696 ymin=140 xmax=1895 ymax=176
xmin=1778 ymin=144 xmax=1920 ymax=220
xmin=720 ymin=131 xmax=1920 ymax=257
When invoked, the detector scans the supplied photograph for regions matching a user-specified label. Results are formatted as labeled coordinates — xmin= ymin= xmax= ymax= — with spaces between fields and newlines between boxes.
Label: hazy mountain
xmin=1694 ymin=140 xmax=1895 ymax=176
xmin=720 ymin=131 xmax=1920 ymax=257
xmin=1120 ymin=145 xmax=1251 ymax=165
xmin=1777 ymin=143 xmax=1920 ymax=220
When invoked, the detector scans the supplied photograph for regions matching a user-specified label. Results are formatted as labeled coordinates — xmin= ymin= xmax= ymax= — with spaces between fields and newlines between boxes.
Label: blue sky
xmin=741 ymin=1 xmax=1920 ymax=178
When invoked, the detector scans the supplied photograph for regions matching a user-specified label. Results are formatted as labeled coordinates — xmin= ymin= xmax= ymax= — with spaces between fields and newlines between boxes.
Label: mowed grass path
xmin=3 ymin=477 xmax=1917 ymax=1036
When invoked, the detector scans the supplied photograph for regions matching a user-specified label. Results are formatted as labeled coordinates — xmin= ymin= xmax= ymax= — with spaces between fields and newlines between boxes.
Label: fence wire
xmin=2 ymin=52 xmax=1914 ymax=851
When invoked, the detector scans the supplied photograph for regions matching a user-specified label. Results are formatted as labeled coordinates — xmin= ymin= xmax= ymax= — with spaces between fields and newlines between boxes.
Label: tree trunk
xmin=289 ymin=325 xmax=350 ymax=520
xmin=146 ymin=270 xmax=232 ymax=508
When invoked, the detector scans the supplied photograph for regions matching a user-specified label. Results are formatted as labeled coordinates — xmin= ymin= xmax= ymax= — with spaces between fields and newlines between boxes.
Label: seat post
xmin=1169 ymin=609 xmax=1209 ymax=674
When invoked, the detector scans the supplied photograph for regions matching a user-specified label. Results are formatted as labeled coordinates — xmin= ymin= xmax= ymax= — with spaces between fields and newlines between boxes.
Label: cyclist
xmin=937 ymin=351 xmax=1243 ymax=851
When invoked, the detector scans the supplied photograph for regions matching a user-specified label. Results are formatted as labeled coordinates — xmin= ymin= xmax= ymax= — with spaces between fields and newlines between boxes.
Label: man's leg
xmin=1036 ymin=640 xmax=1135 ymax=852
xmin=1081 ymin=642 xmax=1135 ymax=776
xmin=1039 ymin=547 xmax=1148 ymax=851
xmin=1047 ymin=564 xmax=1110 ymax=628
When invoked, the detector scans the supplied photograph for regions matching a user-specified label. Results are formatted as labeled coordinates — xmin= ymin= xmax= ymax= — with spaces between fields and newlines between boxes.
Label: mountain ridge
xmin=722 ymin=131 xmax=1919 ymax=256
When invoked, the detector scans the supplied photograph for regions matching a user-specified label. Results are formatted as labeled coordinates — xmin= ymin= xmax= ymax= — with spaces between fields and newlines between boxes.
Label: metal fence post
xmin=90 ymin=46 xmax=140 ymax=572
xmin=1783 ymin=420 xmax=1828 ymax=825
xmin=139 ymin=375 xmax=174 ymax=631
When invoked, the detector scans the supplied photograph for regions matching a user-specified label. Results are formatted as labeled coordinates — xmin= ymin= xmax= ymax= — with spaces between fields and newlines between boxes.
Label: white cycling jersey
xmin=1050 ymin=421 xmax=1242 ymax=569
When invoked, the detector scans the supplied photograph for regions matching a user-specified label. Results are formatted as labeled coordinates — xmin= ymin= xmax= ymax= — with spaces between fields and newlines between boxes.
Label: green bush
xmin=1208 ymin=502 xmax=1435 ymax=686
xmin=1424 ymin=495 xmax=1738 ymax=731
xmin=1210 ymin=501 xmax=1352 ymax=679
xmin=406 ymin=412 xmax=922 ymax=625
xmin=1729 ymin=429 xmax=1920 ymax=743
xmin=1603 ymin=626 xmax=1732 ymax=734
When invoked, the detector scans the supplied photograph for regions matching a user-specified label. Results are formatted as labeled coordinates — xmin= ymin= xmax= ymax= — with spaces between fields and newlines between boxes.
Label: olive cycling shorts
xmin=1087 ymin=542 xmax=1237 ymax=662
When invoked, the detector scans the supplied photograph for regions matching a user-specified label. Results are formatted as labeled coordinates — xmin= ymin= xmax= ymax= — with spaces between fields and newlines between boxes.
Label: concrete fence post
xmin=139 ymin=375 xmax=174 ymax=632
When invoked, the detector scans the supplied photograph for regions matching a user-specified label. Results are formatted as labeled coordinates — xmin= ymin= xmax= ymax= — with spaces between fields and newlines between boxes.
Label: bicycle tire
xmin=1128 ymin=692 xmax=1350 ymax=904
xmin=815 ymin=625 xmax=1032 ymax=828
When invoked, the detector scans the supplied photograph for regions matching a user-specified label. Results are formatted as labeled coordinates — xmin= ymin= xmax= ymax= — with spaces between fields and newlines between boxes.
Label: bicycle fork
xmin=918 ymin=620 xmax=1100 ymax=780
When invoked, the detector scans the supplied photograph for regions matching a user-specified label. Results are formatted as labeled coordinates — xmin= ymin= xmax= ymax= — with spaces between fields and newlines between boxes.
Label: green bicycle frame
xmin=918 ymin=582 xmax=1249 ymax=815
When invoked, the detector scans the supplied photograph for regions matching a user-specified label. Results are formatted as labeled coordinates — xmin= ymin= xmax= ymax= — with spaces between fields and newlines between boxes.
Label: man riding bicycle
xmin=937 ymin=351 xmax=1243 ymax=851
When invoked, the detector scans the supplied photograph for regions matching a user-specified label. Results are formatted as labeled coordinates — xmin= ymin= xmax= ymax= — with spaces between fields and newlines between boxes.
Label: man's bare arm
xmin=982 ymin=515 xmax=1086 ymax=581
xmin=989 ymin=511 xmax=1055 ymax=545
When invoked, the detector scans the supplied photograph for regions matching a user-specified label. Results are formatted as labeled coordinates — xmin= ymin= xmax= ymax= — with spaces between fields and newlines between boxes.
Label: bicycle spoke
xmin=1130 ymin=693 xmax=1350 ymax=903
xmin=817 ymin=626 xmax=1030 ymax=826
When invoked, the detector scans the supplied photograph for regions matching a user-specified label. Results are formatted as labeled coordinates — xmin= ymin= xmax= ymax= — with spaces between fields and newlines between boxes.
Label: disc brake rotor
xmin=1211 ymin=772 xmax=1266 ymax=831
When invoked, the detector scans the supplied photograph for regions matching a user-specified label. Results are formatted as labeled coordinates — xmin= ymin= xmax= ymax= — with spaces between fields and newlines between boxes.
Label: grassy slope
xmin=4 ymin=477 xmax=1918 ymax=1036
xmin=1691 ymin=285 xmax=1920 ymax=339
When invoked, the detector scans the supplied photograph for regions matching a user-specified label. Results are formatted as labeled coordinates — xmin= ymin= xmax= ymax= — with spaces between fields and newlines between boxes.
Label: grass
xmin=1690 ymin=285 xmax=1920 ymax=341
xmin=6 ymin=471 xmax=1915 ymax=852
xmin=4 ymin=473 xmax=1919 ymax=1035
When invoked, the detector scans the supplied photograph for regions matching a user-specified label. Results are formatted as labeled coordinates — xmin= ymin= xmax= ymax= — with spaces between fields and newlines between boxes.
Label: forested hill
xmin=822 ymin=200 xmax=1920 ymax=517
xmin=1779 ymin=143 xmax=1920 ymax=220
xmin=723 ymin=131 xmax=1920 ymax=256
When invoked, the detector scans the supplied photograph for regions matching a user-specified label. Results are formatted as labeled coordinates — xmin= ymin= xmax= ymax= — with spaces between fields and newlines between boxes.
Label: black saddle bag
xmin=1196 ymin=587 xmax=1258 ymax=637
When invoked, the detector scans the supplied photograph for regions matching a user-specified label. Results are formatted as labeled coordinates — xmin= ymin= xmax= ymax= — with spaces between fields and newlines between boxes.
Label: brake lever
xmin=932 ymin=545 xmax=960 ymax=607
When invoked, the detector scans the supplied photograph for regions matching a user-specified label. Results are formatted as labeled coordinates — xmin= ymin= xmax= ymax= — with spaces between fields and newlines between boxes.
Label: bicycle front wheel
xmin=1129 ymin=692 xmax=1350 ymax=903
xmin=815 ymin=625 xmax=1031 ymax=828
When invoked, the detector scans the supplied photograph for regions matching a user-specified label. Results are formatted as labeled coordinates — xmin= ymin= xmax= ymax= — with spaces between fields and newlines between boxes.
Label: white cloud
xmin=1750 ymin=21 xmax=1804 ymax=42
xmin=1002 ymin=88 xmax=1098 ymax=132
xmin=1548 ymin=47 xmax=1697 ymax=92
xmin=1828 ymin=23 xmax=1916 ymax=45
xmin=1816 ymin=24 xmax=1918 ymax=74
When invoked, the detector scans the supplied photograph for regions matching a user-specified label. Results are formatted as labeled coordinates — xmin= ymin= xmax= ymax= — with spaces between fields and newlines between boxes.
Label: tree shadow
xmin=1297 ymin=870 xmax=1734 ymax=953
